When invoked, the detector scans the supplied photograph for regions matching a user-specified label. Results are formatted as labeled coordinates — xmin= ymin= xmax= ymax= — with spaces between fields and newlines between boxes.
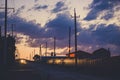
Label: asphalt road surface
xmin=0 ymin=60 xmax=119 ymax=80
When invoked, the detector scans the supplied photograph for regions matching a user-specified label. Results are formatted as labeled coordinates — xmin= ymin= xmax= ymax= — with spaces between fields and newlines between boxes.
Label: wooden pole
xmin=74 ymin=8 xmax=78 ymax=66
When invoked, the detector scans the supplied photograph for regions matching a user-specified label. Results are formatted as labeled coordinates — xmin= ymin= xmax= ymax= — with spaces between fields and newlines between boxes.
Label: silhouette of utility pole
xmin=73 ymin=8 xmax=80 ymax=67
xmin=0 ymin=26 xmax=1 ymax=37
xmin=68 ymin=27 xmax=71 ymax=55
xmin=34 ymin=49 xmax=35 ymax=56
xmin=39 ymin=44 xmax=42 ymax=59
xmin=1 ymin=0 xmax=15 ymax=65
xmin=54 ymin=37 xmax=56 ymax=56
xmin=11 ymin=24 xmax=14 ymax=37
xmin=29 ymin=53 xmax=31 ymax=60
xmin=45 ymin=42 xmax=47 ymax=56
xmin=16 ymin=48 xmax=20 ymax=59
xmin=30 ymin=53 xmax=32 ymax=60
xmin=3 ymin=0 xmax=8 ymax=65
xmin=0 ymin=5 xmax=15 ymax=37
xmin=32 ymin=51 xmax=34 ymax=60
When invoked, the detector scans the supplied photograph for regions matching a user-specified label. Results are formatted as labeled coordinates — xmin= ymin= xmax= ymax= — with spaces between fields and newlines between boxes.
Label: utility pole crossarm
xmin=0 ymin=7 xmax=15 ymax=12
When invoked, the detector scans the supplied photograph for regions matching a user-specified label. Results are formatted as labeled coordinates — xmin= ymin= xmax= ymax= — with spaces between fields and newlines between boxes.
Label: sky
xmin=0 ymin=0 xmax=120 ymax=59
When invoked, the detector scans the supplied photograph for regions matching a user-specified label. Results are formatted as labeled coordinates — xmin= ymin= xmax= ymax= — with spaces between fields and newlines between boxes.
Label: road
xmin=0 ymin=60 xmax=119 ymax=80
xmin=0 ymin=61 xmax=41 ymax=80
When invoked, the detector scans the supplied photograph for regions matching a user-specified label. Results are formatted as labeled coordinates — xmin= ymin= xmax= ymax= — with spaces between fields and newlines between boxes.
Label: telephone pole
xmin=39 ymin=44 xmax=42 ymax=59
xmin=3 ymin=0 xmax=8 ymax=65
xmin=2 ymin=0 xmax=15 ymax=65
xmin=74 ymin=8 xmax=79 ymax=67
xmin=4 ymin=0 xmax=11 ymax=38
xmin=11 ymin=24 xmax=14 ymax=37
xmin=54 ymin=37 xmax=56 ymax=56
xmin=0 ymin=26 xmax=1 ymax=37
xmin=68 ymin=27 xmax=71 ymax=55
xmin=45 ymin=42 xmax=47 ymax=56
xmin=34 ymin=49 xmax=35 ymax=56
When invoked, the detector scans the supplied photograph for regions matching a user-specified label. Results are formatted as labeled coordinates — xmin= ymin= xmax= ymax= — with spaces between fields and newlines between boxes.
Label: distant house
xmin=92 ymin=48 xmax=111 ymax=59
xmin=67 ymin=50 xmax=92 ymax=59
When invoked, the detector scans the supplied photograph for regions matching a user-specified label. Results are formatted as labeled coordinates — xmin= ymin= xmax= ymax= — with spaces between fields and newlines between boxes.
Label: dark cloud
xmin=101 ymin=11 xmax=113 ymax=20
xmin=27 ymin=13 xmax=76 ymax=48
xmin=52 ymin=1 xmax=68 ymax=13
xmin=44 ymin=13 xmax=81 ymax=48
xmin=84 ymin=0 xmax=120 ymax=20
xmin=76 ymin=24 xmax=120 ymax=56
xmin=0 ymin=12 xmax=4 ymax=19
xmin=18 ymin=22 xmax=120 ymax=56
xmin=45 ymin=13 xmax=74 ymax=40
xmin=34 ymin=0 xmax=39 ymax=3
xmin=4 ymin=15 xmax=44 ymax=40
xmin=4 ymin=13 xmax=75 ymax=49
xmin=1 ymin=10 xmax=120 ymax=55
xmin=15 ymin=5 xmax=25 ymax=16
xmin=92 ymin=24 xmax=120 ymax=46
xmin=77 ymin=24 xmax=120 ymax=46
xmin=32 ymin=5 xmax=48 ymax=11
xmin=28 ymin=4 xmax=48 ymax=11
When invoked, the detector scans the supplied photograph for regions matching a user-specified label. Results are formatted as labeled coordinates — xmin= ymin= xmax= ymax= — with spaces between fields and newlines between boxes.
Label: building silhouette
xmin=67 ymin=50 xmax=92 ymax=59
xmin=92 ymin=48 xmax=111 ymax=59
xmin=67 ymin=48 xmax=111 ymax=59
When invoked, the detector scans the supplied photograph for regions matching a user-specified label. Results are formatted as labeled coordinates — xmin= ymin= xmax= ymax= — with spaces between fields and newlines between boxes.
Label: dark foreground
xmin=0 ymin=60 xmax=120 ymax=80
xmin=0 ymin=62 xmax=41 ymax=80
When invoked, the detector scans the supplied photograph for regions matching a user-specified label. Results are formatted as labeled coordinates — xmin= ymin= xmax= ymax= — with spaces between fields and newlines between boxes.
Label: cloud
xmin=45 ymin=13 xmax=74 ymax=39
xmin=32 ymin=5 xmax=48 ymax=11
xmin=5 ymin=15 xmax=43 ymax=39
xmin=5 ymin=13 xmax=75 ymax=49
xmin=34 ymin=0 xmax=39 ymax=3
xmin=92 ymin=24 xmax=120 ymax=46
xmin=84 ymin=0 xmax=120 ymax=20
xmin=26 ymin=13 xmax=76 ymax=48
xmin=77 ymin=24 xmax=120 ymax=46
xmin=28 ymin=3 xmax=48 ymax=11
xmin=52 ymin=1 xmax=68 ymax=13
xmin=1 ymin=10 xmax=120 ymax=55
xmin=43 ymin=13 xmax=76 ymax=48
xmin=101 ymin=11 xmax=113 ymax=20
xmin=0 ymin=12 xmax=4 ymax=19
xmin=15 ymin=5 xmax=25 ymax=16
xmin=75 ymin=24 xmax=120 ymax=56
xmin=12 ymin=16 xmax=120 ymax=56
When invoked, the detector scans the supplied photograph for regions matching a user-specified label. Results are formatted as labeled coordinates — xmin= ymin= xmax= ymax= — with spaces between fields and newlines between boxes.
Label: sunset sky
xmin=0 ymin=0 xmax=120 ymax=59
